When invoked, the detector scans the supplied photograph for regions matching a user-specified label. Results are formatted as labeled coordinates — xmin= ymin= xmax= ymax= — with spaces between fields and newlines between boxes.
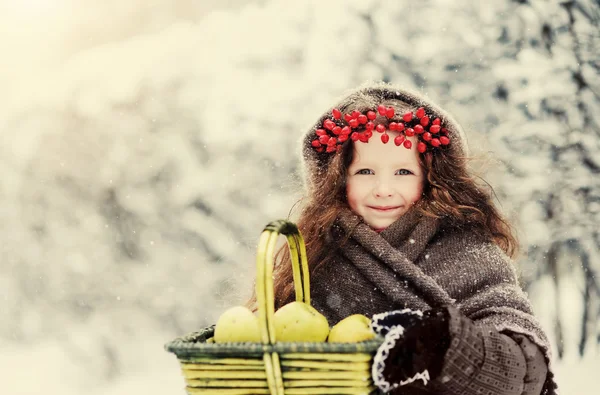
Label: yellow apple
xmin=327 ymin=314 xmax=375 ymax=343
xmin=213 ymin=306 xmax=261 ymax=343
xmin=273 ymin=301 xmax=330 ymax=342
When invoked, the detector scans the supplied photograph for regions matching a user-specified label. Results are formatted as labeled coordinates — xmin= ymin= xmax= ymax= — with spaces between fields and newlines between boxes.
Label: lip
xmin=368 ymin=206 xmax=401 ymax=212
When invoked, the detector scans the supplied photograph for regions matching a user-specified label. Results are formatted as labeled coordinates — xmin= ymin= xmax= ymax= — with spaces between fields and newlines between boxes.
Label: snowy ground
xmin=0 ymin=339 xmax=598 ymax=394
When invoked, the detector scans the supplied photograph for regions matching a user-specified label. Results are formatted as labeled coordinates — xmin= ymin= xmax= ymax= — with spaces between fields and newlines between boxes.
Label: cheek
xmin=346 ymin=184 xmax=354 ymax=202
xmin=407 ymin=179 xmax=424 ymax=203
xmin=345 ymin=183 xmax=360 ymax=210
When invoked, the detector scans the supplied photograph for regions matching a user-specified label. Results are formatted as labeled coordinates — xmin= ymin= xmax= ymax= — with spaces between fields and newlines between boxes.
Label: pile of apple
xmin=213 ymin=301 xmax=375 ymax=343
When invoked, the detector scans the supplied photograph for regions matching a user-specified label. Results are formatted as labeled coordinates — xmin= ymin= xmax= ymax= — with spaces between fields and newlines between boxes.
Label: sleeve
xmin=428 ymin=234 xmax=553 ymax=394
xmin=430 ymin=306 xmax=547 ymax=395
xmin=372 ymin=306 xmax=548 ymax=395
xmin=372 ymin=233 xmax=554 ymax=395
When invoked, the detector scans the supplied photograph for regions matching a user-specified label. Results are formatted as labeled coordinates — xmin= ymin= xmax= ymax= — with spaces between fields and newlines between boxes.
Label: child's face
xmin=346 ymin=135 xmax=424 ymax=232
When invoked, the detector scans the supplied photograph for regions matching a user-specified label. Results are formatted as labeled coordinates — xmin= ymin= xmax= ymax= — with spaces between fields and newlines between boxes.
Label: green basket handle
xmin=255 ymin=220 xmax=311 ymax=344
xmin=255 ymin=220 xmax=311 ymax=394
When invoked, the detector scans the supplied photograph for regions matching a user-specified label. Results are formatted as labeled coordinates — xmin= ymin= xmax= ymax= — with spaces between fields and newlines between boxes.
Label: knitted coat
xmin=294 ymin=81 xmax=557 ymax=394
xmin=303 ymin=208 xmax=557 ymax=395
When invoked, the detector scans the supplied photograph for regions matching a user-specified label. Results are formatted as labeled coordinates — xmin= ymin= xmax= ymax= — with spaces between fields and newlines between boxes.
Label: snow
xmin=0 ymin=337 xmax=183 ymax=395
xmin=0 ymin=340 xmax=597 ymax=394
xmin=1 ymin=0 xmax=598 ymax=394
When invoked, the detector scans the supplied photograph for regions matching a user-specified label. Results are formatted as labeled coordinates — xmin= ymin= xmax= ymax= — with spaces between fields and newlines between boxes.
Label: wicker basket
xmin=165 ymin=220 xmax=384 ymax=394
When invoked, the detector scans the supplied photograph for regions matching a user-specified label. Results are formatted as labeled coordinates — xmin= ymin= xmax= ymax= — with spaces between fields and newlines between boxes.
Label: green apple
xmin=273 ymin=301 xmax=330 ymax=342
xmin=327 ymin=314 xmax=375 ymax=343
xmin=213 ymin=306 xmax=261 ymax=343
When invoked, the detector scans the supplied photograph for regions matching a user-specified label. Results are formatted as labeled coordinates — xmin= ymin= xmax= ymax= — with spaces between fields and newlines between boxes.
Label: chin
xmin=368 ymin=221 xmax=394 ymax=231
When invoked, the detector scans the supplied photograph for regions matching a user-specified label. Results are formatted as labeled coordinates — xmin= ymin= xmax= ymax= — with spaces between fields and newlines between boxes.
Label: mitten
xmin=370 ymin=308 xmax=424 ymax=337
xmin=371 ymin=307 xmax=451 ymax=393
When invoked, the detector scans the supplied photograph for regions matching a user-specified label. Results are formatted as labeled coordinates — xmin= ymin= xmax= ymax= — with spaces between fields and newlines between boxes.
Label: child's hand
xmin=372 ymin=307 xmax=451 ymax=392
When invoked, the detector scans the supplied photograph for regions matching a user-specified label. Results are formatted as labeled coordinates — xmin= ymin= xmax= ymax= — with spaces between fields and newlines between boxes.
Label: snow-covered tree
xmin=483 ymin=0 xmax=600 ymax=358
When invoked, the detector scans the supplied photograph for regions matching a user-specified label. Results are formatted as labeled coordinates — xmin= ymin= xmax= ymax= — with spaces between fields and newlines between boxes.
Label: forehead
xmin=350 ymin=136 xmax=421 ymax=166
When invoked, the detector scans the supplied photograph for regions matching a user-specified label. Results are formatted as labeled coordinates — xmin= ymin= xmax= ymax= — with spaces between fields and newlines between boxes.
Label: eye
xmin=395 ymin=169 xmax=414 ymax=176
xmin=355 ymin=169 xmax=374 ymax=175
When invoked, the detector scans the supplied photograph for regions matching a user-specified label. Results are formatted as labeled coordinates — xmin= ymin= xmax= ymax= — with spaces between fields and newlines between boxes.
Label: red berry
xmin=417 ymin=142 xmax=427 ymax=153
xmin=381 ymin=133 xmax=390 ymax=143
xmin=358 ymin=114 xmax=368 ymax=124
xmin=441 ymin=128 xmax=448 ymax=134
xmin=326 ymin=145 xmax=336 ymax=153
xmin=344 ymin=114 xmax=353 ymax=122
xmin=440 ymin=136 xmax=450 ymax=145
xmin=367 ymin=111 xmax=377 ymax=120
xmin=316 ymin=147 xmax=324 ymax=153
xmin=403 ymin=112 xmax=413 ymax=122
xmin=389 ymin=122 xmax=398 ymax=131
xmin=349 ymin=119 xmax=359 ymax=128
xmin=376 ymin=124 xmax=386 ymax=133
xmin=423 ymin=132 xmax=432 ymax=141
xmin=351 ymin=132 xmax=359 ymax=141
xmin=430 ymin=125 xmax=441 ymax=134
xmin=328 ymin=137 xmax=337 ymax=146
xmin=378 ymin=105 xmax=387 ymax=116
xmin=351 ymin=110 xmax=361 ymax=119
xmin=333 ymin=126 xmax=342 ymax=135
xmin=324 ymin=119 xmax=335 ymax=130
xmin=403 ymin=140 xmax=412 ymax=149
xmin=364 ymin=130 xmax=373 ymax=138
xmin=316 ymin=129 xmax=327 ymax=136
xmin=414 ymin=125 xmax=424 ymax=134
xmin=386 ymin=107 xmax=395 ymax=118
xmin=359 ymin=133 xmax=369 ymax=142
xmin=366 ymin=121 xmax=375 ymax=130
xmin=405 ymin=128 xmax=415 ymax=137
xmin=341 ymin=126 xmax=351 ymax=135
xmin=432 ymin=118 xmax=441 ymax=126
xmin=394 ymin=135 xmax=405 ymax=146
xmin=332 ymin=109 xmax=342 ymax=119
xmin=420 ymin=116 xmax=430 ymax=126
xmin=396 ymin=123 xmax=405 ymax=132
xmin=319 ymin=135 xmax=330 ymax=144
xmin=339 ymin=134 xmax=348 ymax=142
xmin=431 ymin=138 xmax=441 ymax=147
xmin=416 ymin=108 xmax=425 ymax=118
xmin=311 ymin=140 xmax=321 ymax=148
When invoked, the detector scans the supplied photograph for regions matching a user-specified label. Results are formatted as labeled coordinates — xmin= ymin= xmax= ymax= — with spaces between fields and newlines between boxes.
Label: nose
xmin=373 ymin=178 xmax=393 ymax=197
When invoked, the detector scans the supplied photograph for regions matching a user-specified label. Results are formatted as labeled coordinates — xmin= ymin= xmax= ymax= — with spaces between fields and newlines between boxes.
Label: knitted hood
xmin=299 ymin=81 xmax=469 ymax=194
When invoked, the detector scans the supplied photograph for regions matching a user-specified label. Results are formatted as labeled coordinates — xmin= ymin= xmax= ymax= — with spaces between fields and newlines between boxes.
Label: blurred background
xmin=0 ymin=0 xmax=598 ymax=394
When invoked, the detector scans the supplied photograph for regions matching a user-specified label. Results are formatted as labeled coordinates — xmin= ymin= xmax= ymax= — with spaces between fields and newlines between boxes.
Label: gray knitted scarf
xmin=308 ymin=208 xmax=557 ymax=394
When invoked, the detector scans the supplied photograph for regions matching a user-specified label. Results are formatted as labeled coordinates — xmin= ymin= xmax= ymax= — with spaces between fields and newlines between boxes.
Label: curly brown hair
xmin=246 ymin=88 xmax=518 ymax=311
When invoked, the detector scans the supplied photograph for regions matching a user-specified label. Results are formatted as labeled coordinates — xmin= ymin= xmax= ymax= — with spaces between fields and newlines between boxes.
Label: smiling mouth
xmin=369 ymin=206 xmax=401 ymax=212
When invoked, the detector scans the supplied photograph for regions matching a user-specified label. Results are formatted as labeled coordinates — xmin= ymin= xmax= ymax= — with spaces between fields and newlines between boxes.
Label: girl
xmin=250 ymin=81 xmax=557 ymax=394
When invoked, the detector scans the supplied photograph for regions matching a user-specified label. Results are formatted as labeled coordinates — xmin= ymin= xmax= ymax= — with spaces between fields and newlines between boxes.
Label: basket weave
xmin=165 ymin=220 xmax=384 ymax=394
